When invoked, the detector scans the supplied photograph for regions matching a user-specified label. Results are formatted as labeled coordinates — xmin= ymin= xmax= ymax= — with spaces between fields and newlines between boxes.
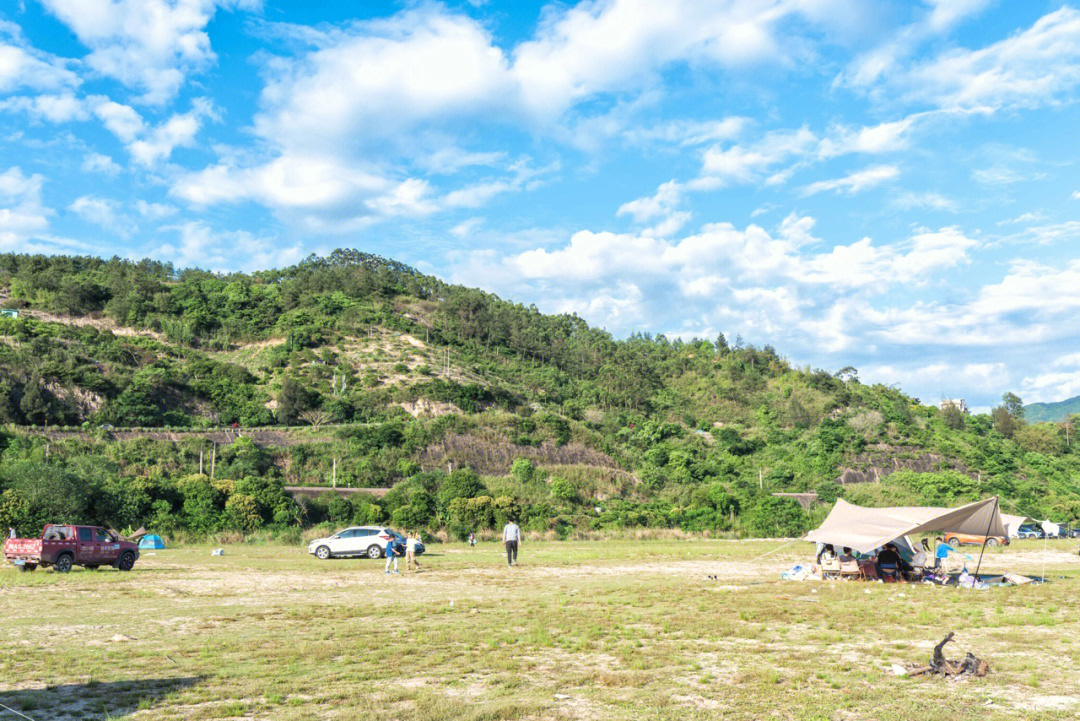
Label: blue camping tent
xmin=139 ymin=534 xmax=165 ymax=549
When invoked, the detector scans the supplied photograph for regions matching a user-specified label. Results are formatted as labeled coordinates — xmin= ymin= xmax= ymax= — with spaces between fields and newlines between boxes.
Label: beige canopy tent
xmin=1001 ymin=513 xmax=1031 ymax=538
xmin=805 ymin=497 xmax=1005 ymax=555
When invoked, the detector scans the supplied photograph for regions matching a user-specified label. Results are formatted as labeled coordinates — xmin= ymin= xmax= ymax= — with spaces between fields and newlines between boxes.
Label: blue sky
xmin=2 ymin=1 xmax=1080 ymax=411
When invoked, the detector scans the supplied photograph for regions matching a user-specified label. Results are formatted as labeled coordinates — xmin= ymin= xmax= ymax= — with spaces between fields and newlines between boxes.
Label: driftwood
xmin=908 ymin=633 xmax=989 ymax=678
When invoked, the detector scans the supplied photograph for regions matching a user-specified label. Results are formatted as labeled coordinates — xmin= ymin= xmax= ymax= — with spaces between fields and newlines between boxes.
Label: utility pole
xmin=199 ymin=448 xmax=203 ymax=476
xmin=210 ymin=443 xmax=216 ymax=481
xmin=332 ymin=458 xmax=337 ymax=489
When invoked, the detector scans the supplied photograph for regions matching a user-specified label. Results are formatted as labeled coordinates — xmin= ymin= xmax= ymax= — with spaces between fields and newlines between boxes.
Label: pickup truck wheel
xmin=367 ymin=545 xmax=383 ymax=559
xmin=54 ymin=553 xmax=74 ymax=573
xmin=947 ymin=537 xmax=960 ymax=548
xmin=315 ymin=545 xmax=331 ymax=560
xmin=985 ymin=538 xmax=998 ymax=547
xmin=117 ymin=551 xmax=136 ymax=571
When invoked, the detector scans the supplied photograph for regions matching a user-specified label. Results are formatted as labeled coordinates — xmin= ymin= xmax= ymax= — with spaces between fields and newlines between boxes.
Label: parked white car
xmin=308 ymin=526 xmax=423 ymax=560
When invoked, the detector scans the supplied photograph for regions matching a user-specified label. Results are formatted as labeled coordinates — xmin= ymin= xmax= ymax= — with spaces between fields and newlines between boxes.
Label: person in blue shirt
xmin=934 ymin=537 xmax=958 ymax=571
xmin=385 ymin=536 xmax=401 ymax=574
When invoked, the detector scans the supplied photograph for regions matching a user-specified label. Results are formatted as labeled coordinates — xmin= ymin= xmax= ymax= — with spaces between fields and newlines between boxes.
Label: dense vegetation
xmin=2 ymin=250 xmax=1078 ymax=541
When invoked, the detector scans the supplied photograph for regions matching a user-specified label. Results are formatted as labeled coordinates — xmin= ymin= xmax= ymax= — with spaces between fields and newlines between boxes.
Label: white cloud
xmin=450 ymin=217 xmax=484 ymax=239
xmin=91 ymin=98 xmax=146 ymax=142
xmin=817 ymin=117 xmax=915 ymax=158
xmin=155 ymin=220 xmax=303 ymax=272
xmin=997 ymin=212 xmax=1048 ymax=226
xmin=39 ymin=0 xmax=262 ymax=104
xmin=175 ymin=2 xmax=867 ymax=226
xmin=617 ymin=180 xmax=682 ymax=223
xmin=1020 ymin=370 xmax=1080 ymax=405
xmin=128 ymin=98 xmax=216 ymax=165
xmin=0 ymin=23 xmax=80 ymax=92
xmin=801 ymin=164 xmax=899 ymax=195
xmin=134 ymin=200 xmax=178 ymax=219
xmin=836 ymin=0 xmax=992 ymax=91
xmin=81 ymin=152 xmax=122 ymax=175
xmin=0 ymin=166 xmax=52 ymax=250
xmin=622 ymin=117 xmax=748 ymax=147
xmin=551 ymin=282 xmax=645 ymax=329
xmin=0 ymin=93 xmax=87 ymax=122
xmin=862 ymin=361 xmax=1008 ymax=397
xmin=893 ymin=191 xmax=958 ymax=212
xmin=1072 ymin=190 xmax=1080 ymax=200
xmin=90 ymin=96 xmax=215 ymax=165
xmin=68 ymin=195 xmax=135 ymax=236
xmin=889 ymin=7 xmax=1080 ymax=111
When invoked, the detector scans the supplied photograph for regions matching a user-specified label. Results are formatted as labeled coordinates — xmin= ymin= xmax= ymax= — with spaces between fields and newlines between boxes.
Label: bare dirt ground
xmin=2 ymin=539 xmax=1079 ymax=720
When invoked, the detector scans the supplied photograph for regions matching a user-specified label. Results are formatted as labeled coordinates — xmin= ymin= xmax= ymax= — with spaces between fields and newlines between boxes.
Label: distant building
xmin=0 ymin=309 xmax=17 ymax=319
xmin=940 ymin=398 xmax=968 ymax=414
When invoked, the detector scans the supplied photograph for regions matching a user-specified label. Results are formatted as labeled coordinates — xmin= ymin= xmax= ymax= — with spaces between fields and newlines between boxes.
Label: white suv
xmin=308 ymin=526 xmax=396 ymax=560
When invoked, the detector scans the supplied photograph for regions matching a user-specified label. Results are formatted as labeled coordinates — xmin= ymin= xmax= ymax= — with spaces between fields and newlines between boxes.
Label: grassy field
xmin=2 ymin=538 xmax=1079 ymax=720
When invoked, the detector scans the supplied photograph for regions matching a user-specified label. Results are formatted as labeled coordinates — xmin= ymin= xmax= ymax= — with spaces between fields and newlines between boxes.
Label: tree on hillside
xmin=992 ymin=405 xmax=1017 ymax=438
xmin=941 ymin=404 xmax=965 ymax=430
xmin=19 ymin=376 xmax=54 ymax=425
xmin=1002 ymin=392 xmax=1024 ymax=420
xmin=299 ymin=409 xmax=331 ymax=431
xmin=276 ymin=378 xmax=313 ymax=425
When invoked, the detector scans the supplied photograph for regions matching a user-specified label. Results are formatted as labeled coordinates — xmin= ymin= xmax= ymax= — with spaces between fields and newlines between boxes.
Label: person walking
xmin=468 ymin=532 xmax=476 ymax=547
xmin=385 ymin=535 xmax=401 ymax=574
xmin=7 ymin=526 xmax=14 ymax=539
xmin=502 ymin=518 xmax=520 ymax=567
xmin=405 ymin=531 xmax=422 ymax=572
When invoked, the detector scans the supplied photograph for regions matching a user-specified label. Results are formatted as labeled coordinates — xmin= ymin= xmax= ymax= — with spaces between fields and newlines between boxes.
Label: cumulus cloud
xmin=154 ymin=220 xmax=304 ymax=272
xmin=172 ymin=1 xmax=867 ymax=225
xmin=0 ymin=166 xmax=52 ymax=249
xmin=451 ymin=215 xmax=979 ymax=323
xmin=0 ymin=93 xmax=88 ymax=122
xmin=39 ymin=0 xmax=262 ymax=104
xmin=82 ymin=152 xmax=122 ymax=175
xmin=68 ymin=195 xmax=135 ymax=236
xmin=0 ymin=21 xmax=80 ymax=92
xmin=91 ymin=96 xmax=215 ymax=165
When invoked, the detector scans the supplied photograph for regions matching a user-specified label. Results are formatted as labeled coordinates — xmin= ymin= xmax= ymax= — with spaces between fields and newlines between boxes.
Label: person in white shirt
xmin=405 ymin=531 xmax=422 ymax=572
xmin=502 ymin=519 xmax=521 ymax=567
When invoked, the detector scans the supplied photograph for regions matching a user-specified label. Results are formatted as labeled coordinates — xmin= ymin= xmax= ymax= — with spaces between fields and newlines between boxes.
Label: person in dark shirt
xmin=876 ymin=543 xmax=903 ymax=580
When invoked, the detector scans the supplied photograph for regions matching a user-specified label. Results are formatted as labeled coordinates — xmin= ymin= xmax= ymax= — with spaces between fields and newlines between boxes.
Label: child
xmin=406 ymin=532 xmax=422 ymax=572
xmin=385 ymin=536 xmax=401 ymax=574
xmin=468 ymin=532 xmax=476 ymax=547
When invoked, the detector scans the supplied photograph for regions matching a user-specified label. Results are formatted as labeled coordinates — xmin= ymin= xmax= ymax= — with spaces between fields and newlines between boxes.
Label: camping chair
xmin=839 ymin=557 xmax=864 ymax=580
xmin=820 ymin=556 xmax=841 ymax=580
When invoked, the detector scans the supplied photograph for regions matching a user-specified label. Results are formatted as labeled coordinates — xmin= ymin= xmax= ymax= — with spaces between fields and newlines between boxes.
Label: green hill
xmin=1 ymin=250 xmax=1078 ymax=540
xmin=1025 ymin=396 xmax=1080 ymax=423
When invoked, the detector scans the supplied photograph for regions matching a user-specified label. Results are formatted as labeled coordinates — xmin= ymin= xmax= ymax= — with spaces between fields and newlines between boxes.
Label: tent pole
xmin=972 ymin=496 xmax=998 ymax=582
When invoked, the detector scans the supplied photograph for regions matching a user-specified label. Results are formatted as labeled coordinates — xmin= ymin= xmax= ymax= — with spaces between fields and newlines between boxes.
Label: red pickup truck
xmin=4 ymin=524 xmax=140 ymax=572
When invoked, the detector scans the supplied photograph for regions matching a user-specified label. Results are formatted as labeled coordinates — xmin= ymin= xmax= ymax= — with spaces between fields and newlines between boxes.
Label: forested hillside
xmin=1026 ymin=395 xmax=1080 ymax=424
xmin=1 ymin=250 xmax=1078 ymax=540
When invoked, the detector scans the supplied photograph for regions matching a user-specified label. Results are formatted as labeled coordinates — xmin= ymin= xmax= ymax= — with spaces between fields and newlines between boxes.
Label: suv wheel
xmin=117 ymin=551 xmax=136 ymax=571
xmin=367 ymin=545 xmax=383 ymax=559
xmin=55 ymin=554 xmax=74 ymax=573
xmin=985 ymin=538 xmax=998 ymax=547
xmin=315 ymin=545 xmax=331 ymax=560
xmin=947 ymin=537 xmax=960 ymax=548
